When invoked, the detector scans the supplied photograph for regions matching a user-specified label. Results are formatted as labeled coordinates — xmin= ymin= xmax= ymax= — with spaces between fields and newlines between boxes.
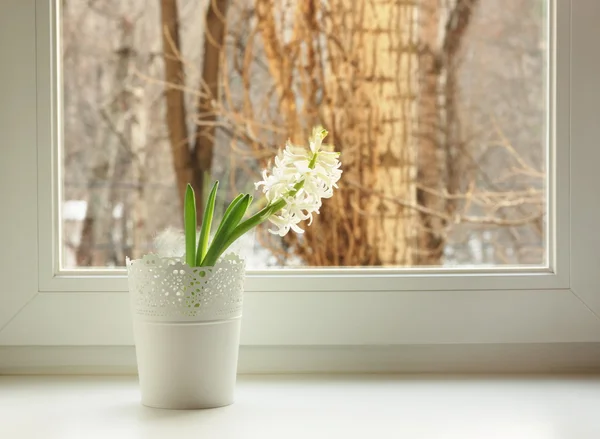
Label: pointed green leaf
xmin=220 ymin=200 xmax=279 ymax=254
xmin=201 ymin=194 xmax=251 ymax=266
xmin=214 ymin=193 xmax=245 ymax=238
xmin=196 ymin=181 xmax=219 ymax=266
xmin=202 ymin=198 xmax=280 ymax=267
xmin=184 ymin=184 xmax=197 ymax=267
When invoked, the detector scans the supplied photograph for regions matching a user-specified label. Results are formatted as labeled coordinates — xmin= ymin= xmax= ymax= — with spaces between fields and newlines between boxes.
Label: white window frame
xmin=1 ymin=0 xmax=600 ymax=360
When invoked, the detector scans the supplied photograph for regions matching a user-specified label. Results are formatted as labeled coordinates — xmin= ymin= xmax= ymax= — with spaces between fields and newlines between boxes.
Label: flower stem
xmin=308 ymin=151 xmax=318 ymax=169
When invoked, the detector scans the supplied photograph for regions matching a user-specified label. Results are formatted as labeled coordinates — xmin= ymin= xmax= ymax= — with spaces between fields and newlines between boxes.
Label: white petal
xmin=294 ymin=160 xmax=311 ymax=173
xmin=290 ymin=222 xmax=305 ymax=234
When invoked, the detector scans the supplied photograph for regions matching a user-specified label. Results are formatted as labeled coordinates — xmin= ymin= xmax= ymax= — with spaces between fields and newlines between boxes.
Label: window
xmin=61 ymin=0 xmax=548 ymax=270
xmin=1 ymin=0 xmax=600 ymax=363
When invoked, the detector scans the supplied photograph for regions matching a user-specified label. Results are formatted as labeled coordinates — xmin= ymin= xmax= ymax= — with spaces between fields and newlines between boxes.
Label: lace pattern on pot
xmin=126 ymin=253 xmax=245 ymax=322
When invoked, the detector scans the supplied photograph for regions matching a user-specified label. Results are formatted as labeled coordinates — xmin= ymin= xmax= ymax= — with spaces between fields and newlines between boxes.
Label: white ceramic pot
xmin=127 ymin=254 xmax=245 ymax=409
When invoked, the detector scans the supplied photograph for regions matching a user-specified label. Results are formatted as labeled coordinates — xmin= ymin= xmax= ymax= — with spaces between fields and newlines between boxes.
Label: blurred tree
xmin=76 ymin=17 xmax=138 ymax=266
xmin=159 ymin=0 xmax=230 ymax=217
xmin=62 ymin=0 xmax=547 ymax=268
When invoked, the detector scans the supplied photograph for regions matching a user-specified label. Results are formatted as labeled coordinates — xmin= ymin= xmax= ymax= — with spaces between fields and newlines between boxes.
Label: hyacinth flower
xmin=183 ymin=126 xmax=342 ymax=267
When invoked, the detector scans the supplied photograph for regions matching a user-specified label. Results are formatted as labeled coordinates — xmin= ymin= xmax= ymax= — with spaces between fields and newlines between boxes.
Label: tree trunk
xmin=159 ymin=0 xmax=195 ymax=213
xmin=160 ymin=0 xmax=230 ymax=217
xmin=441 ymin=0 xmax=479 ymax=220
xmin=415 ymin=0 xmax=445 ymax=265
xmin=192 ymin=0 xmax=231 ymax=204
xmin=255 ymin=0 xmax=419 ymax=266
xmin=129 ymin=81 xmax=148 ymax=259
xmin=351 ymin=0 xmax=419 ymax=266
xmin=414 ymin=0 xmax=479 ymax=265
xmin=76 ymin=19 xmax=135 ymax=266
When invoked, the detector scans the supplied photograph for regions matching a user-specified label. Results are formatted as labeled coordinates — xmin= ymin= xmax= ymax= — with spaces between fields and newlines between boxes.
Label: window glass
xmin=60 ymin=0 xmax=548 ymax=268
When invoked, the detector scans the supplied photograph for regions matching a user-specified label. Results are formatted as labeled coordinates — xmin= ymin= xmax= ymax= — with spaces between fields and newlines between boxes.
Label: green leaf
xmin=214 ymin=193 xmax=245 ymax=238
xmin=202 ymin=199 xmax=283 ymax=267
xmin=201 ymin=194 xmax=251 ymax=266
xmin=196 ymin=181 xmax=219 ymax=266
xmin=184 ymin=184 xmax=197 ymax=267
xmin=220 ymin=201 xmax=278 ymax=253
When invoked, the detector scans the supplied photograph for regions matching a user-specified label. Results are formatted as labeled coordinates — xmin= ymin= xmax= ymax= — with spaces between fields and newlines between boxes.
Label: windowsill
xmin=2 ymin=374 xmax=599 ymax=438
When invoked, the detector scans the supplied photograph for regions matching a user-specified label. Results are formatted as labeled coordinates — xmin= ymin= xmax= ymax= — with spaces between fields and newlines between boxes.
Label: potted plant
xmin=127 ymin=127 xmax=342 ymax=409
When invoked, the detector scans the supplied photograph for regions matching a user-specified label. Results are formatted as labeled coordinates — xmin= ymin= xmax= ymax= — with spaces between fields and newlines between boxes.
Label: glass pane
xmin=60 ymin=0 xmax=548 ymax=268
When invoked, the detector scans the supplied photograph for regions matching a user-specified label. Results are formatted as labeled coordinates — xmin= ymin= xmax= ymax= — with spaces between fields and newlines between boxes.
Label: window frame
xmin=42 ymin=0 xmax=565 ymax=294
xmin=2 ymin=0 xmax=600 ymax=353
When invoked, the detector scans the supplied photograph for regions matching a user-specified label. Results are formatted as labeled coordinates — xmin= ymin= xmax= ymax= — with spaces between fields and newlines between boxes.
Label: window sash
xmin=2 ymin=0 xmax=600 ymax=350
xmin=38 ymin=0 xmax=566 ymax=293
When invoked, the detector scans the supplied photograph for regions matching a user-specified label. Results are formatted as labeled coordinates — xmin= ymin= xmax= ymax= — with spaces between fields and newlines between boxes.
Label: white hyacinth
xmin=149 ymin=126 xmax=342 ymax=268
xmin=255 ymin=127 xmax=342 ymax=236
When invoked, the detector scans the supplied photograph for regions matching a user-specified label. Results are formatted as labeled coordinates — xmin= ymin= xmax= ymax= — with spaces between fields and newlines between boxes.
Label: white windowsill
xmin=2 ymin=374 xmax=600 ymax=438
